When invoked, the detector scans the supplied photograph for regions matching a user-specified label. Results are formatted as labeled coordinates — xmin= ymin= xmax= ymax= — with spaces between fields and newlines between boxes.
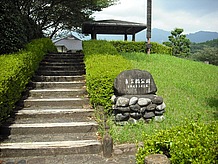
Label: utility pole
xmin=146 ymin=0 xmax=152 ymax=54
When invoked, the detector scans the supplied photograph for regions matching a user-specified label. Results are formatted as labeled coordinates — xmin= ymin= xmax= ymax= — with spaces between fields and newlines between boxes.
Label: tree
xmin=0 ymin=0 xmax=28 ymax=54
xmin=16 ymin=0 xmax=117 ymax=38
xmin=0 ymin=0 xmax=116 ymax=54
xmin=191 ymin=47 xmax=218 ymax=66
xmin=163 ymin=28 xmax=191 ymax=58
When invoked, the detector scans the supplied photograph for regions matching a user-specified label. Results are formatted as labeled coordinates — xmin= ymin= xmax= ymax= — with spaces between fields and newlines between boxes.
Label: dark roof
xmin=53 ymin=34 xmax=81 ymax=43
xmin=82 ymin=19 xmax=147 ymax=35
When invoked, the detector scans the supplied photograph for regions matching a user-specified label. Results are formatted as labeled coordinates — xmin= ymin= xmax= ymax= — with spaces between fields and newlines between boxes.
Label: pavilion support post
xmin=124 ymin=33 xmax=128 ymax=41
xmin=91 ymin=32 xmax=97 ymax=40
xmin=132 ymin=33 xmax=135 ymax=41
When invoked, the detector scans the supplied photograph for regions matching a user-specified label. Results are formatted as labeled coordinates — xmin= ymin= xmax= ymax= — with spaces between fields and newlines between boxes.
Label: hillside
xmin=83 ymin=40 xmax=217 ymax=163
xmin=83 ymin=39 xmax=218 ymax=142
xmin=109 ymin=52 xmax=218 ymax=142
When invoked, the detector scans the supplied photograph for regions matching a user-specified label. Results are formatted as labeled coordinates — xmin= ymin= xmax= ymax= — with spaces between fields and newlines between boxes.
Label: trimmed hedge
xmin=0 ymin=38 xmax=56 ymax=122
xmin=136 ymin=121 xmax=218 ymax=164
xmin=83 ymin=40 xmax=119 ymax=56
xmin=83 ymin=40 xmax=171 ymax=110
xmin=110 ymin=41 xmax=172 ymax=55
xmin=83 ymin=40 xmax=132 ymax=110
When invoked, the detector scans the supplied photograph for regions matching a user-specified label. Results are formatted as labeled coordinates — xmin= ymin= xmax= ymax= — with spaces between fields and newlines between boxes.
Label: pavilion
xmin=82 ymin=19 xmax=147 ymax=41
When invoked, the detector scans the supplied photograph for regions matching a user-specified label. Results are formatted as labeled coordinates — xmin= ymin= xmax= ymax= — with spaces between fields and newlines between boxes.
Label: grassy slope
xmin=110 ymin=53 xmax=218 ymax=144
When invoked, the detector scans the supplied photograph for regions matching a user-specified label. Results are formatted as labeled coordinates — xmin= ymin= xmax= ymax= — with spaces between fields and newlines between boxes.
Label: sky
xmin=93 ymin=0 xmax=218 ymax=34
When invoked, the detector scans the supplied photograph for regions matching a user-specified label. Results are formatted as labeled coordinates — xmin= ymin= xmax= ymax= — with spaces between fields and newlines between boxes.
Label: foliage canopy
xmin=190 ymin=39 xmax=218 ymax=65
xmin=163 ymin=28 xmax=191 ymax=58
xmin=0 ymin=0 xmax=117 ymax=54
xmin=16 ymin=0 xmax=117 ymax=38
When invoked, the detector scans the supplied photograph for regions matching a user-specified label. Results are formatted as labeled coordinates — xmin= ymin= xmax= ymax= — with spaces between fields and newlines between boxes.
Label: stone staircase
xmin=0 ymin=53 xmax=101 ymax=160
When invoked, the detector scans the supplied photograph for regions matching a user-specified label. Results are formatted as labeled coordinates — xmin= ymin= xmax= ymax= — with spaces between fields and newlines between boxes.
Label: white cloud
xmin=92 ymin=0 xmax=218 ymax=33
xmin=93 ymin=0 xmax=146 ymax=23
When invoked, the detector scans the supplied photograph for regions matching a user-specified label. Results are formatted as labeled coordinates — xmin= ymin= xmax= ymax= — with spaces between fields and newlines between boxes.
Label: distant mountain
xmin=136 ymin=29 xmax=218 ymax=43
xmin=83 ymin=28 xmax=218 ymax=43
xmin=95 ymin=29 xmax=170 ymax=42
xmin=187 ymin=31 xmax=218 ymax=43
xmin=134 ymin=28 xmax=170 ymax=43
xmin=151 ymin=28 xmax=171 ymax=43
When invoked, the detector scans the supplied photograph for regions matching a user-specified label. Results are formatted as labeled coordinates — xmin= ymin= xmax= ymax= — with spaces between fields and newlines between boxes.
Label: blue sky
xmin=93 ymin=0 xmax=218 ymax=34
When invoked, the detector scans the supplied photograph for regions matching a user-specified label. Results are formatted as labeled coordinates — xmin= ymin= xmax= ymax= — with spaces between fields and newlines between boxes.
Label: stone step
xmin=40 ymin=62 xmax=84 ymax=66
xmin=14 ymin=108 xmax=95 ymax=123
xmin=42 ymin=58 xmax=84 ymax=63
xmin=24 ymin=98 xmax=90 ymax=108
xmin=0 ymin=140 xmax=101 ymax=157
xmin=0 ymin=122 xmax=98 ymax=135
xmin=0 ymin=132 xmax=98 ymax=143
xmin=36 ymin=70 xmax=86 ymax=76
xmin=0 ymin=52 xmax=102 ymax=159
xmin=48 ymin=52 xmax=83 ymax=55
xmin=46 ymin=52 xmax=83 ymax=56
xmin=43 ymin=55 xmax=84 ymax=61
xmin=38 ymin=65 xmax=85 ymax=71
xmin=43 ymin=54 xmax=83 ymax=58
xmin=0 ymin=154 xmax=134 ymax=164
xmin=33 ymin=75 xmax=85 ymax=82
xmin=31 ymin=81 xmax=86 ymax=89
xmin=29 ymin=88 xmax=87 ymax=98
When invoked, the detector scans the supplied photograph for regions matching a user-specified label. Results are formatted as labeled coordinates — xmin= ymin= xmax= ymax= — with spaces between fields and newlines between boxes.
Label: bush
xmin=191 ymin=47 xmax=218 ymax=66
xmin=83 ymin=40 xmax=132 ymax=110
xmin=83 ymin=40 xmax=119 ymax=56
xmin=136 ymin=121 xmax=218 ymax=164
xmin=110 ymin=41 xmax=172 ymax=55
xmin=0 ymin=38 xmax=56 ymax=122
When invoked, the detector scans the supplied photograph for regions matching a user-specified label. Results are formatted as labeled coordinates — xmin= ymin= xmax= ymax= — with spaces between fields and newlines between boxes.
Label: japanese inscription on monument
xmin=112 ymin=69 xmax=166 ymax=123
xmin=114 ymin=69 xmax=157 ymax=95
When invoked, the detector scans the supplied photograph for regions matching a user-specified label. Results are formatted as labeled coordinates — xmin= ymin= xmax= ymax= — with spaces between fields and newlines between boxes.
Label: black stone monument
xmin=111 ymin=69 xmax=166 ymax=123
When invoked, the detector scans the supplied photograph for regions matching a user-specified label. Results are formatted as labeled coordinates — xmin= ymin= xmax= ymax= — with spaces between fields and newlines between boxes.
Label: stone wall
xmin=112 ymin=69 xmax=166 ymax=123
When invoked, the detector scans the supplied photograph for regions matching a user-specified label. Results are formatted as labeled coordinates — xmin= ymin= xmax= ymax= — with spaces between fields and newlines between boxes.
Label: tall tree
xmin=0 ymin=0 xmax=28 ymax=54
xmin=163 ymin=28 xmax=191 ymax=58
xmin=16 ymin=0 xmax=117 ymax=38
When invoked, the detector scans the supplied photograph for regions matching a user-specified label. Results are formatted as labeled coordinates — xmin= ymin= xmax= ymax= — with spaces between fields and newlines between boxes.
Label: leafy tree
xmin=191 ymin=47 xmax=218 ymax=66
xmin=189 ymin=39 xmax=218 ymax=66
xmin=163 ymin=28 xmax=191 ymax=58
xmin=16 ymin=0 xmax=118 ymax=38
xmin=0 ymin=0 xmax=117 ymax=54
xmin=0 ymin=0 xmax=28 ymax=54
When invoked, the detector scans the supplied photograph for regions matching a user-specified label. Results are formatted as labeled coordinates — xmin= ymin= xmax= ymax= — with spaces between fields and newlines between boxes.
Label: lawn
xmin=109 ymin=52 xmax=218 ymax=144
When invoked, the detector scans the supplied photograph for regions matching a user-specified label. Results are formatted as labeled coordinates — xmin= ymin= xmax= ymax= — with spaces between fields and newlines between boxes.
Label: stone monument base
xmin=112 ymin=69 xmax=166 ymax=124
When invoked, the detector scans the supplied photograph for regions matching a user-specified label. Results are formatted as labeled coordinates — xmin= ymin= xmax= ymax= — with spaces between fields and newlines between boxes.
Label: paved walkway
xmin=1 ymin=144 xmax=137 ymax=164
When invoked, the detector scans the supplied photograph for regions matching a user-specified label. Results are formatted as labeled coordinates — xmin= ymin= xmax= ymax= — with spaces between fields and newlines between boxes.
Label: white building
xmin=54 ymin=34 xmax=83 ymax=53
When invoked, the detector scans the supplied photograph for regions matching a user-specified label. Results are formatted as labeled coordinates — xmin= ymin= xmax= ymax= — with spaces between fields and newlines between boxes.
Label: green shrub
xmin=0 ymin=38 xmax=56 ymax=122
xmin=151 ymin=42 xmax=172 ymax=55
xmin=110 ymin=41 xmax=172 ymax=55
xmin=83 ymin=40 xmax=132 ymax=110
xmin=83 ymin=40 xmax=119 ymax=56
xmin=136 ymin=121 xmax=218 ymax=164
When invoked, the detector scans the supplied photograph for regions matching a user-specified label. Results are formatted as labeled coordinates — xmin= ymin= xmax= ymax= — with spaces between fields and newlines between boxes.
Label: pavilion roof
xmin=82 ymin=19 xmax=147 ymax=35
